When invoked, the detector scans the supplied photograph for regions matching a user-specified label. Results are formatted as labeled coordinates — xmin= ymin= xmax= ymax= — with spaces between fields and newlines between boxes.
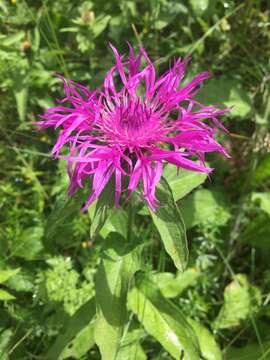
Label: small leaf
xmin=128 ymin=272 xmax=200 ymax=360
xmin=14 ymin=84 xmax=28 ymax=122
xmin=90 ymin=179 xmax=115 ymax=239
xmin=0 ymin=289 xmax=15 ymax=301
xmin=46 ymin=297 xmax=96 ymax=359
xmin=0 ymin=268 xmax=20 ymax=284
xmin=94 ymin=233 xmax=141 ymax=360
xmin=251 ymin=192 xmax=270 ymax=216
xmin=0 ymin=329 xmax=13 ymax=358
xmin=187 ymin=319 xmax=222 ymax=360
xmin=150 ymin=177 xmax=188 ymax=271
xmin=13 ymin=226 xmax=44 ymax=260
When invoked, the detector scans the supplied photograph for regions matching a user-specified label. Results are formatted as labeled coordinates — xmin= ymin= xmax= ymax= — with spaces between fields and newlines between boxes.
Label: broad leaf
xmin=213 ymin=274 xmax=261 ymax=330
xmin=163 ymin=164 xmax=207 ymax=202
xmin=46 ymin=297 xmax=96 ymax=359
xmin=94 ymin=233 xmax=141 ymax=359
xmin=128 ymin=272 xmax=200 ymax=360
xmin=150 ymin=177 xmax=188 ymax=271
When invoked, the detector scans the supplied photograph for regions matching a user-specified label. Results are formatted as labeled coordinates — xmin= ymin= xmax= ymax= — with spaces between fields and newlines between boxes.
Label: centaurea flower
xmin=37 ymin=44 xmax=229 ymax=211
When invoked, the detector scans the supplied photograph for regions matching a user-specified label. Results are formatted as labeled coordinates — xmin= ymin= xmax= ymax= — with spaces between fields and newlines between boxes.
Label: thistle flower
xmin=37 ymin=44 xmax=229 ymax=211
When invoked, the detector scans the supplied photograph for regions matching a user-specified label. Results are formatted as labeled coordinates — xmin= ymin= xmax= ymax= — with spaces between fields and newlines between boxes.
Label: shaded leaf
xmin=13 ymin=226 xmax=44 ymax=260
xmin=224 ymin=341 xmax=270 ymax=360
xmin=116 ymin=328 xmax=147 ymax=360
xmin=241 ymin=214 xmax=270 ymax=249
xmin=150 ymin=177 xmax=188 ymax=271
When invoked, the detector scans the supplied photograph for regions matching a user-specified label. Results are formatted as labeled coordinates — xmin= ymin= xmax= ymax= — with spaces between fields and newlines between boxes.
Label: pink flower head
xmin=37 ymin=44 xmax=229 ymax=211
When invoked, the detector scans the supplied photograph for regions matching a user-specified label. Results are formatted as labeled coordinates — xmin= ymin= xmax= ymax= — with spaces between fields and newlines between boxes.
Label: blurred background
xmin=0 ymin=0 xmax=270 ymax=358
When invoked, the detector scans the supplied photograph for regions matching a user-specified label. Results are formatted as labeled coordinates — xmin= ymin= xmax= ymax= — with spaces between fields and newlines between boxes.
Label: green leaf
xmin=181 ymin=189 xmax=230 ymax=229
xmin=163 ymin=164 xmax=207 ymax=202
xmin=90 ymin=179 xmax=115 ymax=239
xmin=116 ymin=329 xmax=147 ymax=360
xmin=94 ymin=233 xmax=141 ymax=360
xmin=14 ymin=85 xmax=28 ymax=122
xmin=45 ymin=190 xmax=86 ymax=251
xmin=13 ymin=226 xmax=44 ymax=260
xmin=187 ymin=319 xmax=222 ymax=360
xmin=241 ymin=214 xmax=270 ymax=249
xmin=0 ymin=329 xmax=13 ymax=358
xmin=0 ymin=268 xmax=20 ymax=284
xmin=251 ymin=154 xmax=270 ymax=188
xmin=151 ymin=268 xmax=201 ymax=298
xmin=46 ymin=297 xmax=96 ymax=360
xmin=6 ymin=271 xmax=34 ymax=292
xmin=59 ymin=322 xmax=95 ymax=359
xmin=150 ymin=177 xmax=188 ymax=271
xmin=128 ymin=272 xmax=200 ymax=360
xmin=225 ymin=341 xmax=270 ymax=360
xmin=251 ymin=192 xmax=270 ymax=216
xmin=213 ymin=274 xmax=261 ymax=330
xmin=196 ymin=76 xmax=252 ymax=118
xmin=189 ymin=0 xmax=217 ymax=16
xmin=100 ymin=208 xmax=128 ymax=239
xmin=0 ymin=289 xmax=15 ymax=301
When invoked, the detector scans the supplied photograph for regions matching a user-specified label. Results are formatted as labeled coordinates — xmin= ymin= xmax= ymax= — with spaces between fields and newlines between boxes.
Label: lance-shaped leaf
xmin=94 ymin=233 xmax=141 ymax=360
xmin=128 ymin=272 xmax=200 ymax=360
xmin=46 ymin=297 xmax=95 ymax=359
xmin=150 ymin=177 xmax=188 ymax=271
xmin=116 ymin=328 xmax=147 ymax=360
xmin=187 ymin=319 xmax=222 ymax=360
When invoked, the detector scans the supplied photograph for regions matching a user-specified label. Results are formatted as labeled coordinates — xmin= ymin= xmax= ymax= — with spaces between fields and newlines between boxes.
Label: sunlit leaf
xmin=128 ymin=272 xmax=200 ymax=359
xmin=94 ymin=233 xmax=141 ymax=359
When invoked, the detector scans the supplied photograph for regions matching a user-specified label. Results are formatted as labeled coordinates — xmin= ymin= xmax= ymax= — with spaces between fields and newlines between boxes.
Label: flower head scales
xmin=37 ymin=44 xmax=229 ymax=211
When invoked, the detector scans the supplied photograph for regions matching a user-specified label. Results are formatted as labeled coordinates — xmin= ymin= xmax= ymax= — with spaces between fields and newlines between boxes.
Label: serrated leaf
xmin=0 ymin=268 xmax=20 ymax=284
xmin=163 ymin=164 xmax=207 ymax=202
xmin=46 ymin=297 xmax=95 ymax=360
xmin=187 ymin=319 xmax=222 ymax=360
xmin=0 ymin=289 xmax=15 ymax=301
xmin=150 ymin=177 xmax=188 ymax=271
xmin=128 ymin=272 xmax=200 ymax=360
xmin=94 ymin=233 xmax=141 ymax=360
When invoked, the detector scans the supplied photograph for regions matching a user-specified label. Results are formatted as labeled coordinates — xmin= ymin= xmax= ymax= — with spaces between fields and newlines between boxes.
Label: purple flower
xmin=37 ymin=44 xmax=229 ymax=211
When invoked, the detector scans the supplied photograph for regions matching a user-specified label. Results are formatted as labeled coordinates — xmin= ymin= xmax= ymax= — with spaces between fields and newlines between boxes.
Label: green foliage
xmin=150 ymin=177 xmax=188 ymax=271
xmin=1 ymin=0 xmax=270 ymax=358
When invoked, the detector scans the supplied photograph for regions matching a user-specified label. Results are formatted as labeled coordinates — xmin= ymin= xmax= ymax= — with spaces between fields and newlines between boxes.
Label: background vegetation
xmin=0 ymin=0 xmax=270 ymax=358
